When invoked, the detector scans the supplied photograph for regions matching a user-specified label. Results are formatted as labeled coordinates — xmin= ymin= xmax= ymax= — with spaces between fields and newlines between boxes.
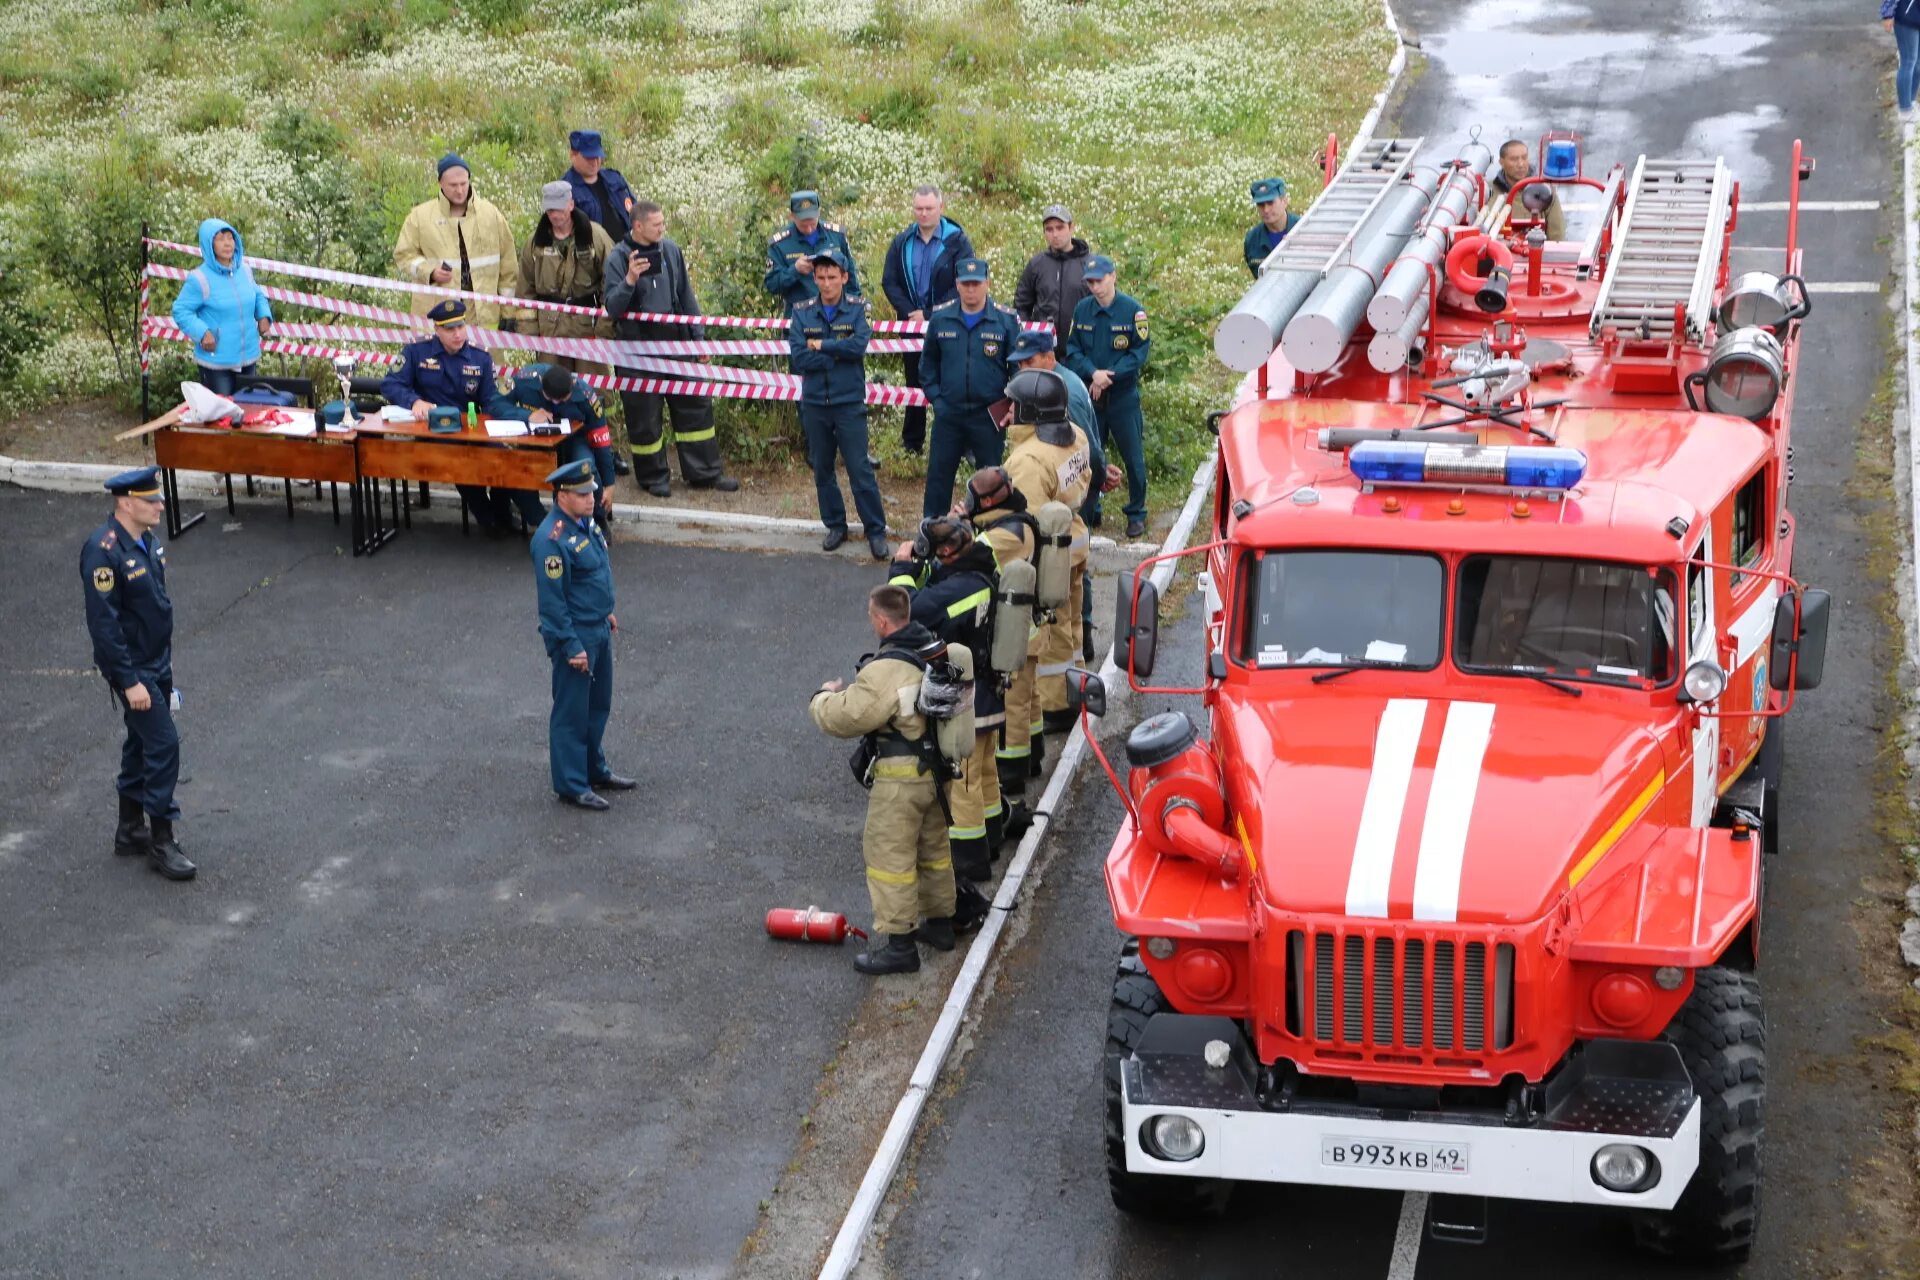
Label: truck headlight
xmin=1144 ymin=1114 xmax=1206 ymax=1162
xmin=1591 ymin=1143 xmax=1659 ymax=1192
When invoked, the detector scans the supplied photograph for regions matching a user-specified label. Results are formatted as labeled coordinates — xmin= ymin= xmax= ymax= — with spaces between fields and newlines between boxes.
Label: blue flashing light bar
xmin=1544 ymin=139 xmax=1579 ymax=179
xmin=1348 ymin=440 xmax=1588 ymax=492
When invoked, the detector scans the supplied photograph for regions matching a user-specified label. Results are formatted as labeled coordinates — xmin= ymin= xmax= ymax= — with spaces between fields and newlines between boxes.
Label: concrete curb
xmin=0 ymin=451 xmax=1152 ymax=568
xmin=1896 ymin=115 xmax=1920 ymax=997
xmin=815 ymin=1 xmax=1411 ymax=1274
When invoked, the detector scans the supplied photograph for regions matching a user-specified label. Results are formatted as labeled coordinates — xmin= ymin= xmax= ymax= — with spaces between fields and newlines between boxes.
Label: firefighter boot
xmin=952 ymin=834 xmax=993 ymax=883
xmin=1029 ymin=730 xmax=1046 ymax=780
xmin=953 ymin=881 xmax=992 ymax=934
xmin=853 ymin=932 xmax=921 ymax=975
xmin=1001 ymin=800 xmax=1033 ymax=840
xmin=114 ymin=795 xmax=151 ymax=858
xmin=986 ymin=810 xmax=1007 ymax=857
xmin=1042 ymin=708 xmax=1078 ymax=737
xmin=146 ymin=818 xmax=197 ymax=882
xmin=914 ymin=916 xmax=957 ymax=952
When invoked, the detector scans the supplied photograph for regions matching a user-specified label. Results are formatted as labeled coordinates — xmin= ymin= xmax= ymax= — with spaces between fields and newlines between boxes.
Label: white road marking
xmin=1740 ymin=199 xmax=1880 ymax=211
xmin=1346 ymin=699 xmax=1428 ymax=918
xmin=1388 ymin=1191 xmax=1428 ymax=1280
xmin=1901 ymin=116 xmax=1920 ymax=660
xmin=1411 ymin=702 xmax=1495 ymax=923
xmin=1804 ymin=281 xmax=1882 ymax=294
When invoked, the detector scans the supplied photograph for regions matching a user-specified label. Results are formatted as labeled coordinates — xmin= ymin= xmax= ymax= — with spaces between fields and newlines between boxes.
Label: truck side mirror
xmin=1770 ymin=588 xmax=1830 ymax=691
xmin=1116 ymin=568 xmax=1159 ymax=679
xmin=1065 ymin=669 xmax=1108 ymax=719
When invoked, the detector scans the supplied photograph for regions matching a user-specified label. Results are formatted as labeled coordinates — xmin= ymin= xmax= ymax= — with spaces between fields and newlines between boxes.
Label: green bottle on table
xmin=466 ymin=400 xmax=477 ymax=431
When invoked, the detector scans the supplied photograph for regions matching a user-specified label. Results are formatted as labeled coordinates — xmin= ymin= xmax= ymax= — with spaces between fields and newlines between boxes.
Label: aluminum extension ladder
xmin=1261 ymin=137 xmax=1425 ymax=276
xmin=1589 ymin=155 xmax=1731 ymax=343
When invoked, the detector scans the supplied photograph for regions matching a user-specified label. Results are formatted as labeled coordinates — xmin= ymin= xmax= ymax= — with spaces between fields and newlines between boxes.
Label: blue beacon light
xmin=1347 ymin=441 xmax=1588 ymax=492
xmin=1543 ymin=139 xmax=1579 ymax=180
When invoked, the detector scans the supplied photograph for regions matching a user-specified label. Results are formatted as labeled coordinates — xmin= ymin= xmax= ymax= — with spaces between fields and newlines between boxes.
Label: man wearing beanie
xmin=393 ymin=152 xmax=520 ymax=329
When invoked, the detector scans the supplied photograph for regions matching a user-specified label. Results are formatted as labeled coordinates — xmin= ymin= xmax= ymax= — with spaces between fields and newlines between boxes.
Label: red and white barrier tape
xmin=142 ymin=317 xmax=928 ymax=406
xmin=146 ymin=236 xmax=1043 ymax=338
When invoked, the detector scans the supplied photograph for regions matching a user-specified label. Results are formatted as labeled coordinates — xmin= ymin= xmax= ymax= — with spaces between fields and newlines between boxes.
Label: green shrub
xmin=738 ymin=1 xmax=827 ymax=69
xmin=747 ymin=127 xmax=838 ymax=199
xmin=853 ymin=0 xmax=909 ymax=48
xmin=917 ymin=10 xmax=1021 ymax=78
xmin=461 ymin=0 xmax=530 ymax=32
xmin=835 ymin=69 xmax=934 ymax=130
xmin=722 ymin=92 xmax=786 ymax=154
xmin=0 ymin=247 xmax=51 ymax=402
xmin=936 ymin=104 xmax=1029 ymax=198
xmin=56 ymin=59 xmax=131 ymax=106
xmin=626 ymin=78 xmax=684 ymax=134
xmin=628 ymin=0 xmax=684 ymax=42
xmin=179 ymin=87 xmax=250 ymax=134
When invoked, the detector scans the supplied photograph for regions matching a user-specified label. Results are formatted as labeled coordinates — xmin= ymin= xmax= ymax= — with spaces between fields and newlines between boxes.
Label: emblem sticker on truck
xmin=1321 ymin=1137 xmax=1469 ymax=1174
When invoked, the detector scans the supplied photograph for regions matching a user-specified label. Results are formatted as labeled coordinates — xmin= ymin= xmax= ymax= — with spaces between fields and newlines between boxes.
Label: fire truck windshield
xmin=1243 ymin=550 xmax=1445 ymax=670
xmin=1454 ymin=555 xmax=1679 ymax=686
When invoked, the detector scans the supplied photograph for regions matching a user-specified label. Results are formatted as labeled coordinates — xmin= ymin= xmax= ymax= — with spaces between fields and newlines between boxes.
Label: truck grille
xmin=1291 ymin=929 xmax=1514 ymax=1054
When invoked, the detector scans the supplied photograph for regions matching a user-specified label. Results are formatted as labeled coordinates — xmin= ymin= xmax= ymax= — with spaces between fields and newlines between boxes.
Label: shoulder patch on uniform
xmin=823 ymin=221 xmax=842 ymax=232
xmin=768 ymin=230 xmax=788 ymax=245
xmin=547 ymin=523 xmax=562 ymax=540
xmin=995 ymin=301 xmax=1018 ymax=316
xmin=931 ymin=298 xmax=958 ymax=312
xmin=101 ymin=530 xmax=117 ymax=548
xmin=544 ymin=554 xmax=564 ymax=580
xmin=1134 ymin=310 xmax=1150 ymax=339
xmin=92 ymin=565 xmax=115 ymax=592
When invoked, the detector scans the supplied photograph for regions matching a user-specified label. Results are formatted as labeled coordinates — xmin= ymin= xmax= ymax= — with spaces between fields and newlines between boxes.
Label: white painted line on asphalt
xmin=1806 ymin=282 xmax=1884 ymax=294
xmin=1388 ymin=1190 xmax=1428 ymax=1280
xmin=817 ymin=4 xmax=1408 ymax=1273
xmin=1741 ymin=199 xmax=1881 ymax=211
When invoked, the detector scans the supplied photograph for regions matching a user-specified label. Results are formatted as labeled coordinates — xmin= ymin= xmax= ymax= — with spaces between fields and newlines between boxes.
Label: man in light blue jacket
xmin=170 ymin=218 xmax=273 ymax=396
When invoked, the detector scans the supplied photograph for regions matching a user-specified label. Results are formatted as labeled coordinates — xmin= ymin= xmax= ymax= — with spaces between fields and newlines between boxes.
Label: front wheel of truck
xmin=1104 ymin=944 xmax=1233 ymax=1220
xmin=1630 ymin=966 xmax=1766 ymax=1264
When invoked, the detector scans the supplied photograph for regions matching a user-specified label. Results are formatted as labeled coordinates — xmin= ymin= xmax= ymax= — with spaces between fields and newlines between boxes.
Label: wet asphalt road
xmin=878 ymin=2 xmax=1906 ymax=1277
xmin=0 ymin=488 xmax=902 ymax=1279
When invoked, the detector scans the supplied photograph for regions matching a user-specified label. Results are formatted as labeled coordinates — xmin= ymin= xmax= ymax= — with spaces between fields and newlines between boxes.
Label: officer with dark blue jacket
xmin=80 ymin=467 xmax=195 ymax=881
xmin=380 ymin=299 xmax=532 ymax=531
xmin=1065 ymin=256 xmax=1153 ymax=539
xmin=498 ymin=363 xmax=617 ymax=520
xmin=764 ymin=190 xmax=861 ymax=314
xmin=919 ymin=257 xmax=1021 ymax=519
xmin=532 ymin=459 xmax=634 ymax=811
xmin=790 ymin=247 xmax=889 ymax=560
xmin=1243 ymin=177 xmax=1300 ymax=278
xmin=560 ymin=129 xmax=638 ymax=244
xmin=881 ymin=188 xmax=975 ymax=452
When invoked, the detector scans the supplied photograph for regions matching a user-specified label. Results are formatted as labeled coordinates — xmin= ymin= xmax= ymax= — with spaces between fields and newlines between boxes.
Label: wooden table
xmin=148 ymin=414 xmax=358 ymax=541
xmin=352 ymin=418 xmax=564 ymax=550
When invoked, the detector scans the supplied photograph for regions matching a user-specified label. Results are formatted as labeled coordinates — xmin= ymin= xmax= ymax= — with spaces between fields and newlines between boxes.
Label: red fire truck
xmin=1076 ymin=133 xmax=1832 ymax=1262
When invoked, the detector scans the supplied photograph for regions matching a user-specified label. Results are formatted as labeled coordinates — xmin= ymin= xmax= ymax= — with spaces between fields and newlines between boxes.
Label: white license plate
xmin=1320 ymin=1136 xmax=1469 ymax=1175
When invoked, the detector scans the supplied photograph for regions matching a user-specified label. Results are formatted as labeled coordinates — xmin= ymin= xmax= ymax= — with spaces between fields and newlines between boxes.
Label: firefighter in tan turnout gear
xmin=810 ymin=585 xmax=959 ymax=976
xmin=963 ymin=466 xmax=1041 ymax=839
xmin=1001 ymin=367 xmax=1092 ymax=780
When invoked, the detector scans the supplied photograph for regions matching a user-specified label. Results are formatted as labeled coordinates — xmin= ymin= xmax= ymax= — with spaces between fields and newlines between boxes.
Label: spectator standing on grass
xmin=765 ymin=190 xmax=861 ymax=315
xmin=882 ymin=185 xmax=975 ymax=455
xmin=1064 ymin=256 xmax=1151 ymax=540
xmin=170 ymin=217 xmax=271 ymax=397
xmin=1242 ymin=178 xmax=1299 ymax=278
xmin=1012 ymin=204 xmax=1091 ymax=355
xmin=560 ymin=129 xmax=638 ymax=244
xmin=519 ymin=182 xmax=614 ymax=378
xmin=603 ymin=201 xmax=738 ymax=497
xmin=1887 ymin=1 xmax=1920 ymax=122
xmin=393 ymin=153 xmax=520 ymax=329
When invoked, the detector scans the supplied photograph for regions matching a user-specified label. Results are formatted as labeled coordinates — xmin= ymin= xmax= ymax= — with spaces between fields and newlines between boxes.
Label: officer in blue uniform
xmin=764 ymin=190 xmax=861 ymax=315
xmin=789 ymin=247 xmax=890 ymax=559
xmin=380 ymin=299 xmax=532 ymax=531
xmin=80 ymin=467 xmax=196 ymax=880
xmin=1064 ymin=256 xmax=1152 ymax=540
xmin=498 ymin=362 xmax=617 ymax=526
xmin=1243 ymin=177 xmax=1300 ymax=278
xmin=920 ymin=257 xmax=1022 ymax=519
xmin=531 ymin=459 xmax=634 ymax=811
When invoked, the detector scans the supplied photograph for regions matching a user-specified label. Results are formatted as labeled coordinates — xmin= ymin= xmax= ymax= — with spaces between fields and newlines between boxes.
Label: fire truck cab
xmin=1085 ymin=136 xmax=1831 ymax=1263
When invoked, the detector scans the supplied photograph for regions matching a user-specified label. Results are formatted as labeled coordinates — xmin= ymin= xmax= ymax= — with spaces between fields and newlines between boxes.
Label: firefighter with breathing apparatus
xmin=962 ymin=466 xmax=1043 ymax=840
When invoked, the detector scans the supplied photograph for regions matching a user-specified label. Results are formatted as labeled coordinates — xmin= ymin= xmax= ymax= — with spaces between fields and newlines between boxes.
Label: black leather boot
xmin=852 ymin=932 xmax=920 ymax=975
xmin=1042 ymin=707 xmax=1078 ymax=736
xmin=1028 ymin=731 xmax=1045 ymax=780
xmin=952 ymin=835 xmax=993 ymax=883
xmin=114 ymin=795 xmax=151 ymax=858
xmin=953 ymin=881 xmax=992 ymax=933
xmin=986 ymin=811 xmax=1006 ymax=857
xmin=146 ymin=818 xmax=197 ymax=881
xmin=913 ymin=916 xmax=956 ymax=952
xmin=1002 ymin=801 xmax=1033 ymax=840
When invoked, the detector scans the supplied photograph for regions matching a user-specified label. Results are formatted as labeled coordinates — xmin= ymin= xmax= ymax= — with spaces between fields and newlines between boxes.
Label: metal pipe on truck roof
xmin=1368 ymin=142 xmax=1494 ymax=334
xmin=1214 ymin=267 xmax=1324 ymax=373
xmin=1367 ymin=294 xmax=1432 ymax=373
xmin=1279 ymin=165 xmax=1443 ymax=375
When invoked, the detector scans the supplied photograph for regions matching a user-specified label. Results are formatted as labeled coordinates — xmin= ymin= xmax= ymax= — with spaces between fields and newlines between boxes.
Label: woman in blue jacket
xmin=170 ymin=218 xmax=273 ymax=395
xmin=1887 ymin=0 xmax=1920 ymax=120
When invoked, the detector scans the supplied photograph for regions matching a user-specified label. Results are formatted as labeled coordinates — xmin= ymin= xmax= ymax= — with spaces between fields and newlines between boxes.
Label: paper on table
xmin=378 ymin=405 xmax=414 ymax=421
xmin=267 ymin=417 xmax=318 ymax=436
xmin=484 ymin=420 xmax=530 ymax=438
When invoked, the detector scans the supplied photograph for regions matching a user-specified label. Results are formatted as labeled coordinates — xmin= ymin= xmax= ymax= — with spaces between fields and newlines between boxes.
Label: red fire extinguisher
xmin=765 ymin=905 xmax=865 ymax=944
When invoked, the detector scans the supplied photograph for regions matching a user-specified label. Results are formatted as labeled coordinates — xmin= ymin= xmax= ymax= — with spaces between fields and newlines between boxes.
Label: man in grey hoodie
xmin=603 ymin=201 xmax=738 ymax=497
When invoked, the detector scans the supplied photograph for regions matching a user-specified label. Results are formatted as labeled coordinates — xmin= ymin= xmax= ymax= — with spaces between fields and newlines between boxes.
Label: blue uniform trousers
xmin=118 ymin=678 xmax=181 ymax=821
xmin=801 ymin=404 xmax=886 ymax=535
xmin=550 ymin=629 xmax=613 ymax=796
xmin=459 ymin=484 xmax=545 ymax=531
xmin=923 ymin=407 xmax=1004 ymax=518
xmin=1086 ymin=390 xmax=1147 ymax=524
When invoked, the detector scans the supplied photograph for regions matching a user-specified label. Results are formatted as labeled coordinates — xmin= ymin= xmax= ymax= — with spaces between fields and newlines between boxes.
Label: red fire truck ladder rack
xmin=1589 ymin=156 xmax=1731 ymax=343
